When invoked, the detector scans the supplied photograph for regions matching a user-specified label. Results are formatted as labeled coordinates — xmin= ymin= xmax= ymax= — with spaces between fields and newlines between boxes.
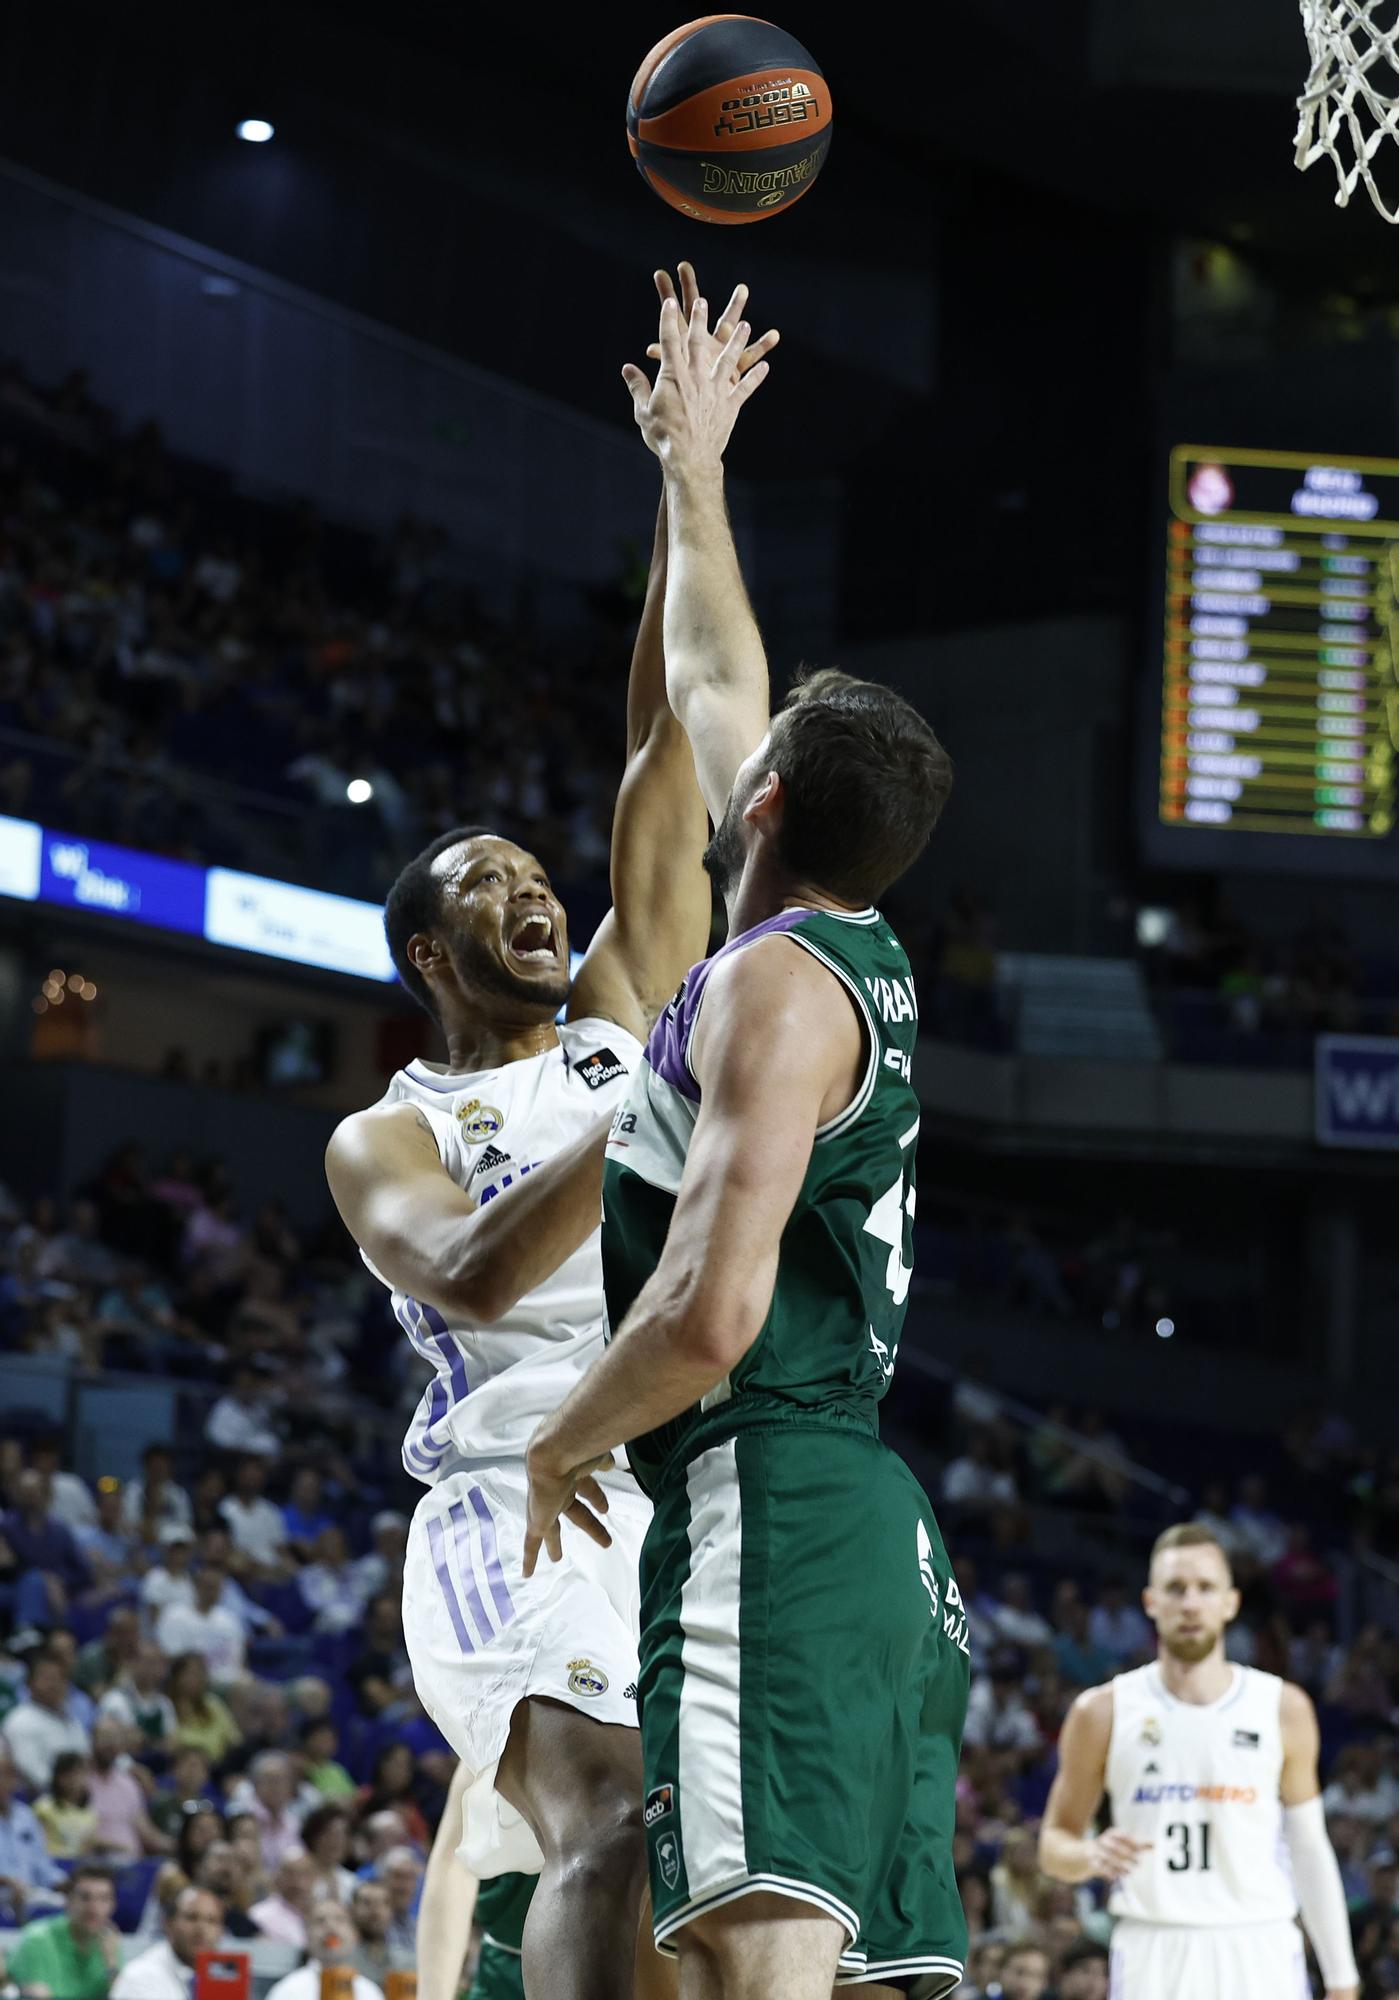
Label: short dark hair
xmin=67 ymin=1862 xmax=115 ymax=1895
xmin=383 ymin=825 xmax=497 ymax=1018
xmin=1060 ymin=1938 xmax=1110 ymax=1969
xmin=1002 ymin=1940 xmax=1050 ymax=1966
xmin=766 ymin=670 xmax=952 ymax=903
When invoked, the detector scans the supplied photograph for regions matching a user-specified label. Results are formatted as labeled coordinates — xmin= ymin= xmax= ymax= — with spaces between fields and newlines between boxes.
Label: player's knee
xmin=551 ymin=1779 xmax=646 ymax=1896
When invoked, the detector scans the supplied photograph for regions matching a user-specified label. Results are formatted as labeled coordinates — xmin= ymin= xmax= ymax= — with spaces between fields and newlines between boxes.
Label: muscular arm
xmin=1041 ymin=1684 xmax=1153 ymax=1886
xmin=416 ymin=1762 xmax=477 ymax=2000
xmin=325 ymin=1101 xmax=610 ymax=1325
xmin=524 ymin=935 xmax=861 ymax=1571
xmin=568 ymin=496 xmax=712 ymax=1039
xmin=1280 ymin=1682 xmax=1360 ymax=1999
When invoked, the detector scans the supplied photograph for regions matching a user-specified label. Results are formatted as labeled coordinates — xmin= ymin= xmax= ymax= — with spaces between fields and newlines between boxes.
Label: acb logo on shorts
xmin=643 ymin=1784 xmax=673 ymax=1827
xmin=567 ymin=1656 xmax=609 ymax=1697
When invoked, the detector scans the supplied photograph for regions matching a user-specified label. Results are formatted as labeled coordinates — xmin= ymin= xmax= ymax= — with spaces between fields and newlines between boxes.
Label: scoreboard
xmin=1146 ymin=445 xmax=1399 ymax=879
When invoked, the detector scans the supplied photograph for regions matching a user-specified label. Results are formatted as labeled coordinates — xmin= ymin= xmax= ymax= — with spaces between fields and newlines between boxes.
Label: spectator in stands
xmin=190 ymin=1467 xmax=228 ymax=1538
xmin=964 ymin=1651 xmax=1041 ymax=1756
xmin=359 ymin=1746 xmax=429 ymax=1852
xmin=298 ymin=1526 xmax=374 ymax=1635
xmin=1229 ymin=1474 xmax=1288 ymax=1569
xmin=234 ymin=1751 xmax=305 ymax=1874
xmin=265 ymin=1898 xmax=384 ymax=2000
xmin=353 ymin=1511 xmax=408 ymax=1600
xmin=120 ymin=1444 xmax=192 ymax=1536
xmin=249 ymin=1844 xmax=317 ymax=1948
xmin=227 ymin=1812 xmax=271 ymax=1903
xmin=941 ymin=1430 xmax=1021 ymax=1520
xmin=222 ymin=1681 xmax=294 ymax=1781
xmin=302 ymin=1801 xmax=357 ymax=1904
xmin=996 ymin=1939 xmax=1052 ymax=2000
xmin=3 ymin=1468 xmax=91 ymax=1629
xmin=34 ymin=1750 xmax=98 ymax=1858
xmin=207 ymin=1365 xmax=282 ymax=1459
xmin=354 ymin=1811 xmax=410 ymax=1878
xmin=1055 ymin=1937 xmax=1110 ymax=2000
xmin=194 ymin=1841 xmax=259 ymax=1937
xmin=151 ymin=1750 xmax=215 ymax=1837
xmin=279 ymin=1467 xmax=333 ymax=1553
xmin=88 ymin=1716 xmax=170 ymax=1858
xmin=1086 ymin=1575 xmax=1151 ymax=1665
xmin=219 ymin=1454 xmax=288 ymax=1570
xmin=1323 ymin=1743 xmax=1399 ymax=1824
xmin=76 ymin=1604 xmax=141 ymax=1696
xmin=156 ymin=1561 xmax=246 ymax=1684
xmin=29 ymin=1436 xmax=96 ymax=1530
xmin=1271 ymin=1523 xmax=1339 ymax=1617
xmin=46 ymin=1200 xmax=121 ymax=1290
xmin=299 ymin=1717 xmax=356 ymax=1801
xmin=5 ymin=1861 xmax=121 ymax=2000
xmin=347 ymin=1593 xmax=413 ymax=1720
xmin=3 ymin=1649 xmax=91 ymax=1789
xmin=1052 ymin=1592 xmax=1116 ymax=1688
xmin=140 ymin=1522 xmax=196 ymax=1622
xmin=168 ymin=1652 xmax=241 ymax=1764
xmin=992 ymin=1574 xmax=1053 ymax=1651
xmin=348 ymin=1878 xmax=411 ymax=1985
xmin=376 ymin=1845 xmax=422 ymax=1959
xmin=97 ymin=1639 xmax=178 ymax=1756
xmin=0 ymin=1742 xmax=64 ymax=1923
xmin=989 ymin=1825 xmax=1042 ymax=1934
xmin=110 ymin=1883 xmax=225 ymax=2000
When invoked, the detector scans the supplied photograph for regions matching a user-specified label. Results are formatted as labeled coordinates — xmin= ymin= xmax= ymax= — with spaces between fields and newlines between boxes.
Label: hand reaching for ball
xmin=622 ymin=261 xmax=780 ymax=475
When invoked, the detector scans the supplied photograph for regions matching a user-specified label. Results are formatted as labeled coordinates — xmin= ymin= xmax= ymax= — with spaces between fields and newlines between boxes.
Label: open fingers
xmin=576 ymin=1475 xmax=611 ymax=1515
xmin=621 ymin=362 xmax=651 ymax=413
xmin=658 ymin=295 xmax=686 ymax=373
xmin=739 ymin=326 xmax=780 ymax=374
xmin=521 ymin=1526 xmax=542 ymax=1579
xmin=678 ymin=260 xmax=700 ymax=318
xmin=654 ymin=268 xmax=679 ymax=312
xmin=686 ymin=294 xmax=709 ymax=354
xmin=712 ymin=280 xmax=750 ymax=345
xmin=564 ymin=1497 xmax=613 ymax=1550
xmin=730 ymin=359 xmax=770 ymax=406
xmin=711 ymin=317 xmax=751 ymax=383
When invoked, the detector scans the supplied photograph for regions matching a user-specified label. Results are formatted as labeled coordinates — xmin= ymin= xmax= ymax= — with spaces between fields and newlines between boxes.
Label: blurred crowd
xmin=0 ymin=358 xmax=632 ymax=904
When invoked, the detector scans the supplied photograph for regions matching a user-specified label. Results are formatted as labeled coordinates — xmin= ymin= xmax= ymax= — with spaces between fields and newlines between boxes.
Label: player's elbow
xmin=438 ymin=1250 xmax=514 ymax=1327
xmin=1036 ymin=1826 xmax=1074 ymax=1881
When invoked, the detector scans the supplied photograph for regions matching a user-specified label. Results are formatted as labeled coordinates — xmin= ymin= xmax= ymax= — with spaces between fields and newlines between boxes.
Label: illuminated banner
xmin=1160 ymin=446 xmax=1398 ymax=843
xmin=0 ymin=816 xmax=395 ymax=984
xmin=1315 ymin=1034 xmax=1399 ymax=1151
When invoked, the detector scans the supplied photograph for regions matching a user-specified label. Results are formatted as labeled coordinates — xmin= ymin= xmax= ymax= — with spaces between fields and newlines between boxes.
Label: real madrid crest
xmin=567 ymin=1656 xmax=609 ymax=1697
xmin=1140 ymin=1715 xmax=1162 ymax=1747
xmin=456 ymin=1098 xmax=505 ymax=1145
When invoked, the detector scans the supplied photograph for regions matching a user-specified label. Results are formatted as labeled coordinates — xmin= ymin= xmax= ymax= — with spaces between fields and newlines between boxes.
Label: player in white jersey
xmin=326 ymin=265 xmax=778 ymax=2000
xmin=1040 ymin=1522 xmax=1359 ymax=2000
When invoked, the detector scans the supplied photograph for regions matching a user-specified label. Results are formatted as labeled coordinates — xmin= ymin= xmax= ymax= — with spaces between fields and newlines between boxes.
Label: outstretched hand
xmin=623 ymin=260 xmax=780 ymax=473
xmin=522 ymin=1437 xmax=614 ymax=1578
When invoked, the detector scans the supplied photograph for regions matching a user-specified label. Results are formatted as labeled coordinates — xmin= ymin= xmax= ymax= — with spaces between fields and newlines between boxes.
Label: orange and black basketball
xmin=627 ymin=16 xmax=832 ymax=224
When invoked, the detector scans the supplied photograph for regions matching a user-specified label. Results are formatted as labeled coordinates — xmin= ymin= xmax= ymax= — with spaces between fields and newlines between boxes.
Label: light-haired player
xmin=1040 ymin=1522 xmax=1359 ymax=2000
xmin=328 ymin=266 xmax=776 ymax=2000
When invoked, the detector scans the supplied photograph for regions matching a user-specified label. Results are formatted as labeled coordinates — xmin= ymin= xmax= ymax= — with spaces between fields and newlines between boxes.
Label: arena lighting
xmin=236 ymin=119 xmax=275 ymax=144
xmin=346 ymin=778 xmax=374 ymax=805
xmin=1155 ymin=1317 xmax=1176 ymax=1339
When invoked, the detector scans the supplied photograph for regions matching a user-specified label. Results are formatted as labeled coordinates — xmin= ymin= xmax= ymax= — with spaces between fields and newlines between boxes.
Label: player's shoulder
xmin=1276 ymin=1677 xmax=1317 ymax=1730
xmin=1067 ymin=1680 xmax=1118 ymax=1731
xmin=327 ymin=1093 xmax=439 ymax=1170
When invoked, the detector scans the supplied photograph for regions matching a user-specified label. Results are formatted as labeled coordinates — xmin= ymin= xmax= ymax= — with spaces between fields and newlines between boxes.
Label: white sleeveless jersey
xmin=364 ymin=1017 xmax=643 ymax=1481
xmin=1105 ymin=1662 xmax=1295 ymax=1927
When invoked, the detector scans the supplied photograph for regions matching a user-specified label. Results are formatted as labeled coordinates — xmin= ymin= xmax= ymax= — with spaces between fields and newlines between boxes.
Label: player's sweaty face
xmin=1145 ymin=1549 xmax=1238 ymax=1662
xmin=430 ymin=836 xmax=570 ymax=1010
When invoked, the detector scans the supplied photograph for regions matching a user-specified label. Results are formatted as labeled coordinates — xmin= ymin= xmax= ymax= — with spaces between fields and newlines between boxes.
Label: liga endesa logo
xmin=1131 ymin=1781 xmax=1258 ymax=1806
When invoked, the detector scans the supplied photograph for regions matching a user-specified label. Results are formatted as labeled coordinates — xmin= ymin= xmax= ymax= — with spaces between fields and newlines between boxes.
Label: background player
xmin=1039 ymin=1522 xmax=1359 ymax=2000
xmin=327 ymin=268 xmax=777 ymax=2000
xmin=418 ymin=1759 xmax=530 ymax=2000
xmin=525 ymin=289 xmax=965 ymax=1999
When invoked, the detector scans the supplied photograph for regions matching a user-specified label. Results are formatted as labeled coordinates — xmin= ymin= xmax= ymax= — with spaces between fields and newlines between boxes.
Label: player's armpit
xmin=325 ymin=1101 xmax=609 ymax=1327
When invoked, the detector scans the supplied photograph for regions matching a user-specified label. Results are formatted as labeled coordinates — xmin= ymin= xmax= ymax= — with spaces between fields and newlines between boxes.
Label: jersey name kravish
xmin=1106 ymin=1663 xmax=1295 ymax=1927
xmin=364 ymin=1016 xmax=642 ymax=1481
xmin=601 ymin=905 xmax=920 ymax=1496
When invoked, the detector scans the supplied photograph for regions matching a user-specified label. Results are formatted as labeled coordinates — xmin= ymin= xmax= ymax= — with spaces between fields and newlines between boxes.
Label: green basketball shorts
xmin=466 ymin=1935 xmax=525 ymax=2000
xmin=636 ymin=1422 xmax=970 ymax=1994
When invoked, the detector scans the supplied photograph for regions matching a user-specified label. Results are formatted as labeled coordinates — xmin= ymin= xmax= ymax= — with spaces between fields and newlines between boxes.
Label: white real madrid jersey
xmin=364 ymin=1016 xmax=643 ymax=1480
xmin=1105 ymin=1662 xmax=1295 ymax=1928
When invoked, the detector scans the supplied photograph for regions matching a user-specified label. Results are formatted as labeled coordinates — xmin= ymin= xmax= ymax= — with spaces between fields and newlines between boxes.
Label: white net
xmin=1296 ymin=0 xmax=1399 ymax=220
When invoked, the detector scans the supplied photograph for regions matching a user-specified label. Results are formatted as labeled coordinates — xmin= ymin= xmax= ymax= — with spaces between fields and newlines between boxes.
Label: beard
xmin=702 ymin=793 xmax=747 ymax=898
xmin=451 ymin=928 xmax=570 ymax=1014
xmin=1160 ymin=1628 xmax=1219 ymax=1665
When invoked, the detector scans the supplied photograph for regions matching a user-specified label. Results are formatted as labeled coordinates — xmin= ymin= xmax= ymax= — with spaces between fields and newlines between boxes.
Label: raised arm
xmin=1039 ymin=1685 xmax=1152 ymax=1885
xmin=570 ymin=269 xmax=779 ymax=1036
xmin=624 ymin=266 xmax=778 ymax=824
xmin=325 ymin=1102 xmax=610 ymax=1326
xmin=523 ymin=934 xmax=862 ymax=1572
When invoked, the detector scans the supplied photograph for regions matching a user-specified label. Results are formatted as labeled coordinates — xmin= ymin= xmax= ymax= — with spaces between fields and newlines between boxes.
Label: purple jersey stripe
xmin=426 ymin=1515 xmax=474 ymax=1655
xmin=643 ymin=908 xmax=810 ymax=1102
xmin=465 ymin=1485 xmax=516 ymax=1627
xmin=448 ymin=1502 xmax=499 ymax=1643
xmin=420 ymin=1299 xmax=470 ymax=1405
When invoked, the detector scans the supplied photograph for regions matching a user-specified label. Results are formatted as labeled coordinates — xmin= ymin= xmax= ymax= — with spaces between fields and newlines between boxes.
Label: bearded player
xmin=525 ymin=290 xmax=967 ymax=1998
xmin=1040 ymin=1523 xmax=1359 ymax=2000
xmin=327 ymin=267 xmax=776 ymax=2000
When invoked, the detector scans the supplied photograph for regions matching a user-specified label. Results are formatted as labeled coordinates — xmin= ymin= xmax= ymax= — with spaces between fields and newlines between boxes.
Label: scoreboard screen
xmin=1142 ymin=444 xmax=1399 ymax=882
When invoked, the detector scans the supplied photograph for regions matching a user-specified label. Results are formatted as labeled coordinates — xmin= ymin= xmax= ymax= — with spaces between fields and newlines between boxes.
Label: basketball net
xmin=1296 ymin=0 xmax=1399 ymax=220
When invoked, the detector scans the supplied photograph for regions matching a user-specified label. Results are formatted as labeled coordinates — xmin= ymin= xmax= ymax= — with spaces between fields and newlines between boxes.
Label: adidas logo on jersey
xmin=471 ymin=1144 xmax=511 ymax=1180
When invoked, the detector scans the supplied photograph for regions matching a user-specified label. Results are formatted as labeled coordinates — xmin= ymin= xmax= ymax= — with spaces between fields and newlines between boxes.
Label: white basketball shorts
xmin=401 ymin=1461 xmax=650 ymax=1876
xmin=1108 ymin=1918 xmax=1309 ymax=2000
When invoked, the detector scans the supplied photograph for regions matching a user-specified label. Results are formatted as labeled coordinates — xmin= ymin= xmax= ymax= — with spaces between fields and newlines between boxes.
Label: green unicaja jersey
xmin=602 ymin=904 xmax=920 ymax=1496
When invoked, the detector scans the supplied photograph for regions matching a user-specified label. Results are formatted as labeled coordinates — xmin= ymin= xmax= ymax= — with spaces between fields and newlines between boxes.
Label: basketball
xmin=626 ymin=16 xmax=832 ymax=224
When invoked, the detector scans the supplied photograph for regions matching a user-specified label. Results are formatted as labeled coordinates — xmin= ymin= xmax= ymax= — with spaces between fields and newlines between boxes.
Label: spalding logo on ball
xmin=627 ymin=15 xmax=832 ymax=224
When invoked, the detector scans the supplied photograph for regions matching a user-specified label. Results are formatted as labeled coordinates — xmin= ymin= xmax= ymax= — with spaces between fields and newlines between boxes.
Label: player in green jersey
xmin=526 ymin=285 xmax=967 ymax=1999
